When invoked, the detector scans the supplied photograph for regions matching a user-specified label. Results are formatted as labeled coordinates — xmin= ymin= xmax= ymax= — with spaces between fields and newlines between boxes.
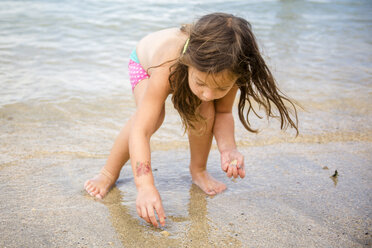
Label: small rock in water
xmin=160 ymin=231 xmax=170 ymax=237
xmin=322 ymin=166 xmax=329 ymax=170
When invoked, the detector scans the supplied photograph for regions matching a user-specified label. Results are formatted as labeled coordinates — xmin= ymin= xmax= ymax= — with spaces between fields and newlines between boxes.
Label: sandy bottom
xmin=1 ymin=141 xmax=371 ymax=247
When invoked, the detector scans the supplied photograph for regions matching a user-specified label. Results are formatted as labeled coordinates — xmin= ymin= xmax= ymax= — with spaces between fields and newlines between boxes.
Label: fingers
xmin=222 ymin=162 xmax=228 ymax=172
xmin=237 ymin=159 xmax=245 ymax=178
xmin=140 ymin=206 xmax=151 ymax=224
xmin=137 ymin=205 xmax=166 ymax=228
xmin=226 ymin=160 xmax=238 ymax=178
xmin=238 ymin=167 xmax=246 ymax=178
xmin=232 ymin=165 xmax=238 ymax=178
xmin=147 ymin=206 xmax=159 ymax=228
xmin=225 ymin=158 xmax=245 ymax=179
xmin=136 ymin=206 xmax=141 ymax=218
xmin=155 ymin=202 xmax=166 ymax=227
xmin=237 ymin=158 xmax=245 ymax=178
xmin=226 ymin=164 xmax=233 ymax=178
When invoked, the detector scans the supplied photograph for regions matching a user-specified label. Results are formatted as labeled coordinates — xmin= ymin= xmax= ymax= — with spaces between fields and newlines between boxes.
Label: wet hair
xmin=169 ymin=12 xmax=299 ymax=135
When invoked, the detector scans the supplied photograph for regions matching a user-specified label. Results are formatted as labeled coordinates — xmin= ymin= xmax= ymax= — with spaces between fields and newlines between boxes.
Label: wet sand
xmin=1 ymin=140 xmax=371 ymax=247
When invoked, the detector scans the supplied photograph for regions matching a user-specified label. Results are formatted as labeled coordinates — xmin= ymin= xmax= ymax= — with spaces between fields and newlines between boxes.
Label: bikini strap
xmin=182 ymin=38 xmax=190 ymax=54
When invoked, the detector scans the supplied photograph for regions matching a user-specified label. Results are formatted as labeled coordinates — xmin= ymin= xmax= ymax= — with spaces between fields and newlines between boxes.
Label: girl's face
xmin=188 ymin=67 xmax=237 ymax=102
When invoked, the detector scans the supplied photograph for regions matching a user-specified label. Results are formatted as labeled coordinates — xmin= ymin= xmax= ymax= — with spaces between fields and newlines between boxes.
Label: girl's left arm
xmin=213 ymin=86 xmax=245 ymax=178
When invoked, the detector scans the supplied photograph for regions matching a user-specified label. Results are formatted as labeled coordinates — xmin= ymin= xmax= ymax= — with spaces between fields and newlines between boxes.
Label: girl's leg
xmin=188 ymin=101 xmax=227 ymax=195
xmin=84 ymin=78 xmax=165 ymax=199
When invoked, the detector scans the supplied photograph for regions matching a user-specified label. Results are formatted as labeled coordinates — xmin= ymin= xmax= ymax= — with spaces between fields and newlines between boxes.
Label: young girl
xmin=84 ymin=12 xmax=298 ymax=228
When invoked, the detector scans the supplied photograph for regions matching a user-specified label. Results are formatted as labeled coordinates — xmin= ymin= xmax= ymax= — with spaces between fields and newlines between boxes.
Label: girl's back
xmin=136 ymin=28 xmax=188 ymax=75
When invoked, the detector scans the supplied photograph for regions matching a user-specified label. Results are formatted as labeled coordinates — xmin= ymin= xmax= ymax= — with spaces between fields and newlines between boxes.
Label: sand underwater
xmin=1 ymin=0 xmax=372 ymax=247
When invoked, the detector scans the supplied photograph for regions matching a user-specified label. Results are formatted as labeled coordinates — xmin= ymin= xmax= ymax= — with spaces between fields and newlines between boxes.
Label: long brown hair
xmin=169 ymin=12 xmax=299 ymax=135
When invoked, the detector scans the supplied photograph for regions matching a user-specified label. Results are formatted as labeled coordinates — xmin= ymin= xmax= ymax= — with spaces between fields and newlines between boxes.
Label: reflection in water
xmin=102 ymin=183 xmax=241 ymax=247
xmin=184 ymin=184 xmax=210 ymax=246
xmin=102 ymin=187 xmax=180 ymax=247
xmin=185 ymin=185 xmax=242 ymax=247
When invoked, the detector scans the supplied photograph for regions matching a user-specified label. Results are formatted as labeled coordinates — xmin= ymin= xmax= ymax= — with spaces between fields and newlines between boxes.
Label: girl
xmin=84 ymin=12 xmax=298 ymax=228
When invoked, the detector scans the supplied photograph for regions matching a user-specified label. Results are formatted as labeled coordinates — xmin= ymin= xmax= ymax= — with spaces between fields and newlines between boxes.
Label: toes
xmin=86 ymin=184 xmax=95 ymax=195
xmin=91 ymin=187 xmax=100 ymax=197
xmin=210 ymin=179 xmax=225 ymax=191
xmin=215 ymin=185 xmax=226 ymax=193
xmin=84 ymin=183 xmax=92 ymax=193
xmin=84 ymin=174 xmax=114 ymax=199
xmin=212 ymin=181 xmax=226 ymax=194
xmin=220 ymin=184 xmax=227 ymax=192
xmin=217 ymin=183 xmax=226 ymax=192
xmin=206 ymin=188 xmax=217 ymax=195
xmin=84 ymin=180 xmax=92 ymax=191
xmin=95 ymin=187 xmax=108 ymax=199
xmin=84 ymin=180 xmax=89 ymax=189
xmin=88 ymin=186 xmax=97 ymax=196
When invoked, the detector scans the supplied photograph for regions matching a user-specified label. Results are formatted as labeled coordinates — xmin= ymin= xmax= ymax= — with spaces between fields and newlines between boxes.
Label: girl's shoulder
xmin=136 ymin=28 xmax=188 ymax=73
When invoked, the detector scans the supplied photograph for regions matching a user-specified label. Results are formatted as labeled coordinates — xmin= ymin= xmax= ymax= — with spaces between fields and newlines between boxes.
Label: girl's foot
xmin=190 ymin=169 xmax=227 ymax=195
xmin=84 ymin=168 xmax=116 ymax=199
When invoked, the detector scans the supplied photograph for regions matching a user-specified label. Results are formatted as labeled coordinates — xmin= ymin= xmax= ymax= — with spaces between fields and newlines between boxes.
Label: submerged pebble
xmin=160 ymin=230 xmax=170 ymax=237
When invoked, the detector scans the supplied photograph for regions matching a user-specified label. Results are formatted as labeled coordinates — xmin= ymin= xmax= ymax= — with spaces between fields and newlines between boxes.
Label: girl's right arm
xmin=129 ymin=66 xmax=170 ymax=228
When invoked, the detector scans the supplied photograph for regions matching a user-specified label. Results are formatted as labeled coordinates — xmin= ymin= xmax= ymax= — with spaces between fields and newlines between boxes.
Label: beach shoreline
xmin=1 ymin=141 xmax=371 ymax=247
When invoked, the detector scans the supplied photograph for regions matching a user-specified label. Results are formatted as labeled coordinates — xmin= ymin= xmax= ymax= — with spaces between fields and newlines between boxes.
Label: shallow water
xmin=1 ymin=0 xmax=371 ymax=150
xmin=1 ymin=0 xmax=372 ymax=247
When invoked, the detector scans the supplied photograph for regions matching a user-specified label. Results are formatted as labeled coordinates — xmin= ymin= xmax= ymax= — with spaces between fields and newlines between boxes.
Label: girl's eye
xmin=219 ymin=88 xmax=229 ymax=91
xmin=196 ymin=82 xmax=205 ymax=86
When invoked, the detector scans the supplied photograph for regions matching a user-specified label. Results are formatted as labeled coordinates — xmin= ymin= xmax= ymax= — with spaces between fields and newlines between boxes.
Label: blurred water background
xmin=1 ymin=0 xmax=371 ymax=155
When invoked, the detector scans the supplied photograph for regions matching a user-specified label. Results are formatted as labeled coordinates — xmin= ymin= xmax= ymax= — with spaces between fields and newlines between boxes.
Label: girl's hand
xmin=220 ymin=149 xmax=245 ymax=179
xmin=136 ymin=185 xmax=166 ymax=228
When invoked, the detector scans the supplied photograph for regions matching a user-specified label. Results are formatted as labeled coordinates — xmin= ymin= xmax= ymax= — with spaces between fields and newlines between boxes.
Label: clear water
xmin=1 ymin=0 xmax=371 ymax=152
